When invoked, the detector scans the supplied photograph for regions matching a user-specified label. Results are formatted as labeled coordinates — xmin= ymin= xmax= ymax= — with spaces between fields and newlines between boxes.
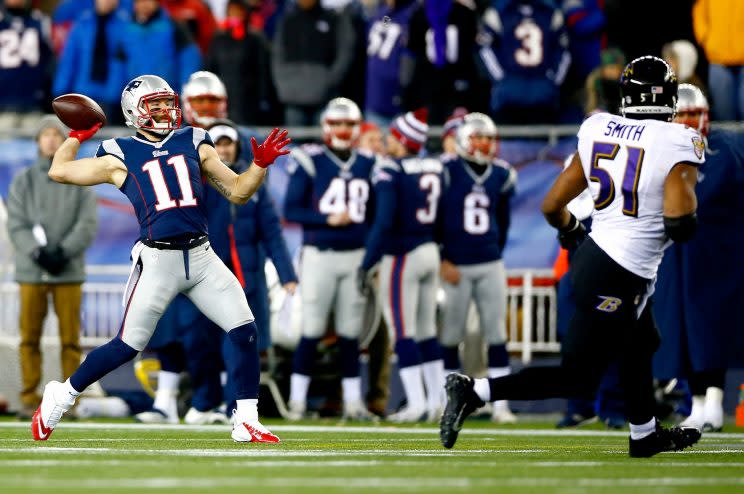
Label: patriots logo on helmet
xmin=692 ymin=136 xmax=705 ymax=159
xmin=125 ymin=79 xmax=142 ymax=93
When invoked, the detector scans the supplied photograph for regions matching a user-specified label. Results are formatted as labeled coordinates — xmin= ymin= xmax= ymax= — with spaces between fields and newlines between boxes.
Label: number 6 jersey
xmin=96 ymin=127 xmax=213 ymax=240
xmin=577 ymin=112 xmax=705 ymax=279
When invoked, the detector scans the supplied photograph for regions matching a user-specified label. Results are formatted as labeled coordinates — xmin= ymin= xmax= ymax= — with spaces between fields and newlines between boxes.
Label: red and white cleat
xmin=232 ymin=420 xmax=281 ymax=443
xmin=32 ymin=381 xmax=76 ymax=441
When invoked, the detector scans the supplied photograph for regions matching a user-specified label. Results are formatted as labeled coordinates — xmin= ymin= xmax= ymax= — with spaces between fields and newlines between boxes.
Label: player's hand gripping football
xmin=69 ymin=122 xmax=102 ymax=143
xmin=251 ymin=128 xmax=291 ymax=168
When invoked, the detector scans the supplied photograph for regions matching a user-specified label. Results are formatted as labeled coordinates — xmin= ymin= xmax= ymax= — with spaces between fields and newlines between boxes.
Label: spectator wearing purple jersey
xmin=364 ymin=0 xmax=419 ymax=127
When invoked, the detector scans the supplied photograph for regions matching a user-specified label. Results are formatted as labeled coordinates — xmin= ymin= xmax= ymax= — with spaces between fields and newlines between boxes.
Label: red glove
xmin=251 ymin=128 xmax=291 ymax=168
xmin=69 ymin=123 xmax=102 ymax=143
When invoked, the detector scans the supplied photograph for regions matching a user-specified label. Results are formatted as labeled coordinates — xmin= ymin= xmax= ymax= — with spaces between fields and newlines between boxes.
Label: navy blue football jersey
xmin=284 ymin=145 xmax=376 ymax=250
xmin=361 ymin=156 xmax=444 ymax=270
xmin=0 ymin=8 xmax=53 ymax=111
xmin=440 ymin=155 xmax=517 ymax=265
xmin=479 ymin=1 xmax=571 ymax=86
xmin=365 ymin=0 xmax=419 ymax=117
xmin=96 ymin=127 xmax=214 ymax=240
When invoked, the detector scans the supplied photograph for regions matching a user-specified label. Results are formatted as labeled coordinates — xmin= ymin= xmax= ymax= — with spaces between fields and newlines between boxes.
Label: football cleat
xmin=425 ymin=407 xmax=444 ymax=423
xmin=135 ymin=408 xmax=179 ymax=424
xmin=556 ymin=412 xmax=598 ymax=429
xmin=342 ymin=401 xmax=378 ymax=422
xmin=32 ymin=381 xmax=76 ymax=441
xmin=286 ymin=400 xmax=306 ymax=421
xmin=628 ymin=422 xmax=701 ymax=458
xmin=439 ymin=373 xmax=484 ymax=449
xmin=184 ymin=407 xmax=230 ymax=425
xmin=491 ymin=401 xmax=517 ymax=424
xmin=386 ymin=405 xmax=427 ymax=423
xmin=232 ymin=420 xmax=280 ymax=443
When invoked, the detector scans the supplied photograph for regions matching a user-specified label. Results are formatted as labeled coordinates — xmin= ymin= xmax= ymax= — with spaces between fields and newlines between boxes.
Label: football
xmin=52 ymin=93 xmax=108 ymax=131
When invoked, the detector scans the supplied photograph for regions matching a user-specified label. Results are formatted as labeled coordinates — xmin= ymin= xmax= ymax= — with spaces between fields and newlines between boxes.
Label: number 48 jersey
xmin=96 ymin=127 xmax=212 ymax=241
xmin=577 ymin=112 xmax=705 ymax=279
xmin=284 ymin=145 xmax=376 ymax=250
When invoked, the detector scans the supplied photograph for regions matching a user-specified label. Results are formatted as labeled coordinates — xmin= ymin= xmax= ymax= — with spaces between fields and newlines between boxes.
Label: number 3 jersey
xmin=440 ymin=155 xmax=516 ymax=265
xmin=96 ymin=127 xmax=213 ymax=241
xmin=284 ymin=144 xmax=376 ymax=250
xmin=577 ymin=112 xmax=705 ymax=279
xmin=361 ymin=157 xmax=444 ymax=270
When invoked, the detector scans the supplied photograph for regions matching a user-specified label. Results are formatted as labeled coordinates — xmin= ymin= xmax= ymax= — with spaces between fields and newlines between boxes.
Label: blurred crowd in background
xmin=1 ymin=0 xmax=742 ymax=132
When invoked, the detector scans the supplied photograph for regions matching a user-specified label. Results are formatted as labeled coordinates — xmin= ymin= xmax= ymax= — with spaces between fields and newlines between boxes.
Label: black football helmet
xmin=619 ymin=56 xmax=678 ymax=121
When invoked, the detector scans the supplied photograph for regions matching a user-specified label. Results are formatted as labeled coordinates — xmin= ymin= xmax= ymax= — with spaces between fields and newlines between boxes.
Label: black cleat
xmin=628 ymin=422 xmax=702 ymax=458
xmin=439 ymin=373 xmax=485 ymax=449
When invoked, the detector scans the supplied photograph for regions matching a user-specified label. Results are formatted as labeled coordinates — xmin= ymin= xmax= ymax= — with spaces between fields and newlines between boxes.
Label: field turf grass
xmin=1 ymin=418 xmax=743 ymax=493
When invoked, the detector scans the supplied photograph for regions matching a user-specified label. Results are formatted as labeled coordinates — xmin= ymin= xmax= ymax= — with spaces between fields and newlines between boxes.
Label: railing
xmin=0 ymin=266 xmax=558 ymax=363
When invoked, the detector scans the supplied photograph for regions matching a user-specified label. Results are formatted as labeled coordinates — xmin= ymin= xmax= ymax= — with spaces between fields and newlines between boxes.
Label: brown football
xmin=52 ymin=93 xmax=108 ymax=131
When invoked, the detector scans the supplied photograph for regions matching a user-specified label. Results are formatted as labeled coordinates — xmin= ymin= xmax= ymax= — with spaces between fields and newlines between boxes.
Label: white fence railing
xmin=0 ymin=266 xmax=559 ymax=363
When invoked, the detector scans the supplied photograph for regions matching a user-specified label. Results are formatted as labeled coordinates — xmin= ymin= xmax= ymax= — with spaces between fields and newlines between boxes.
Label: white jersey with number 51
xmin=576 ymin=112 xmax=705 ymax=279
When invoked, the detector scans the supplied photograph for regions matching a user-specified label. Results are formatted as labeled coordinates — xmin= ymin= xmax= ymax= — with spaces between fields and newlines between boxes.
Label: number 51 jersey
xmin=577 ymin=112 xmax=705 ymax=279
xmin=96 ymin=127 xmax=213 ymax=241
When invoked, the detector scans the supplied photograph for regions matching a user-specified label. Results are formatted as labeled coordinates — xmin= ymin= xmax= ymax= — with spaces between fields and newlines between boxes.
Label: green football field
xmin=1 ymin=419 xmax=743 ymax=494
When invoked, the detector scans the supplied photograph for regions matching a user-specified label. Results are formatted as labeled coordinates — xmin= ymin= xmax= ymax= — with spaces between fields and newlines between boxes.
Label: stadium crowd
xmin=0 ymin=0 xmax=742 ymax=435
xmin=1 ymin=0 xmax=743 ymax=130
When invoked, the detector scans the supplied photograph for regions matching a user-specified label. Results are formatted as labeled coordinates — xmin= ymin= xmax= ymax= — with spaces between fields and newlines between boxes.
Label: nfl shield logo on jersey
xmin=691 ymin=136 xmax=705 ymax=160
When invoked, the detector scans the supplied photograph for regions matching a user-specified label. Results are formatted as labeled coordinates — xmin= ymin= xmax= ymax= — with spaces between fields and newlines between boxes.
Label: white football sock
xmin=630 ymin=417 xmax=656 ymax=440
xmin=704 ymin=387 xmax=724 ymax=428
xmin=399 ymin=365 xmax=426 ymax=411
xmin=422 ymin=359 xmax=446 ymax=410
xmin=473 ymin=378 xmax=491 ymax=403
xmin=289 ymin=373 xmax=311 ymax=405
xmin=342 ymin=376 xmax=362 ymax=404
xmin=153 ymin=371 xmax=179 ymax=414
xmin=682 ymin=396 xmax=705 ymax=427
xmin=64 ymin=379 xmax=81 ymax=397
xmin=488 ymin=367 xmax=511 ymax=409
xmin=236 ymin=398 xmax=258 ymax=423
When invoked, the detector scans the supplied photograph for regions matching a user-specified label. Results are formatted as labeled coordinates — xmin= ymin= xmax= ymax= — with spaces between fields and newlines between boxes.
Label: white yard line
xmin=0 ymin=447 xmax=544 ymax=457
xmin=2 ymin=476 xmax=744 ymax=490
xmin=0 ymin=421 xmax=743 ymax=439
xmin=2 ymin=459 xmax=744 ymax=468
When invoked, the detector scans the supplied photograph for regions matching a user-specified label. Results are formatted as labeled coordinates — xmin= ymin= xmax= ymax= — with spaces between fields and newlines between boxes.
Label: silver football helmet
xmin=182 ymin=71 xmax=228 ymax=128
xmin=121 ymin=75 xmax=181 ymax=135
xmin=675 ymin=83 xmax=710 ymax=136
xmin=455 ymin=112 xmax=498 ymax=165
xmin=320 ymin=97 xmax=362 ymax=150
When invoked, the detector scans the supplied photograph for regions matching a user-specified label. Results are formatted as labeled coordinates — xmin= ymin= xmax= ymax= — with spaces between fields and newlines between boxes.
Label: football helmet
xmin=455 ymin=112 xmax=498 ymax=165
xmin=321 ymin=97 xmax=362 ymax=150
xmin=675 ymin=83 xmax=710 ymax=136
xmin=121 ymin=75 xmax=181 ymax=135
xmin=182 ymin=71 xmax=228 ymax=128
xmin=620 ymin=56 xmax=678 ymax=121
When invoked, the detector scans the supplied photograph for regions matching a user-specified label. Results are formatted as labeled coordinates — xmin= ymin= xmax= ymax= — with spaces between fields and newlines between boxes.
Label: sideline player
xmin=438 ymin=112 xmax=517 ymax=424
xmin=654 ymin=83 xmax=744 ymax=431
xmin=440 ymin=57 xmax=704 ymax=457
xmin=284 ymin=97 xmax=377 ymax=421
xmin=32 ymin=75 xmax=289 ymax=443
xmin=359 ymin=108 xmax=446 ymax=422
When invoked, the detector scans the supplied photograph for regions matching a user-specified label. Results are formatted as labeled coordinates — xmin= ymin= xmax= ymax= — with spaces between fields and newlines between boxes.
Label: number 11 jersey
xmin=577 ymin=112 xmax=705 ymax=279
xmin=96 ymin=127 xmax=213 ymax=241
